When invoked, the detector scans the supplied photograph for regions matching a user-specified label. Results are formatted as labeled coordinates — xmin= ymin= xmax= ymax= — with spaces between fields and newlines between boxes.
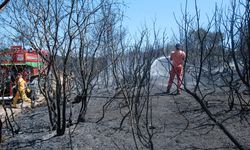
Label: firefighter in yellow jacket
xmin=12 ymin=73 xmax=32 ymax=108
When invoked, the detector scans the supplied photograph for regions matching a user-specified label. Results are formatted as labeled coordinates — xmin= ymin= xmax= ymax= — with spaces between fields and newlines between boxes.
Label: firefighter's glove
xmin=26 ymin=88 xmax=31 ymax=93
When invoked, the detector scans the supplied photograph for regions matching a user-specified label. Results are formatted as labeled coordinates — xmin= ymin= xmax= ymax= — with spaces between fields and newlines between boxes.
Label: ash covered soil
xmin=1 ymin=88 xmax=250 ymax=150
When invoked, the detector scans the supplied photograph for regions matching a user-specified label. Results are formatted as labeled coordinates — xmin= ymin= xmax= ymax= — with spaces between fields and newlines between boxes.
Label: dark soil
xmin=1 ymin=87 xmax=250 ymax=150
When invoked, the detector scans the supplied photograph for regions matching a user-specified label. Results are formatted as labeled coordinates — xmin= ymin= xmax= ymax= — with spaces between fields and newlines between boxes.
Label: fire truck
xmin=0 ymin=45 xmax=49 ymax=102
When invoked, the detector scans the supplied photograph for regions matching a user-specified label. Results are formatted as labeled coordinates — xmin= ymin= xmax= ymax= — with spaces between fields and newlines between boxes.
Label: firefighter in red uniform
xmin=166 ymin=43 xmax=186 ymax=94
xmin=12 ymin=73 xmax=32 ymax=108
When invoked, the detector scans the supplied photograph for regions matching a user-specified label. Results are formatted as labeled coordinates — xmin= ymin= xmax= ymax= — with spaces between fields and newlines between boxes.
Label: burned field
xmin=1 ymin=80 xmax=250 ymax=150
xmin=0 ymin=0 xmax=249 ymax=149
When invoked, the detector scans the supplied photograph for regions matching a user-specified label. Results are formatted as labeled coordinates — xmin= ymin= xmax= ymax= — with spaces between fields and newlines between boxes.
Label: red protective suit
xmin=167 ymin=49 xmax=186 ymax=94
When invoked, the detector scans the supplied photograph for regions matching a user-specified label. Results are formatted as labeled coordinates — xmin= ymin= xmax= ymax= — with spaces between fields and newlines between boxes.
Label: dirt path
xmin=0 ymin=96 xmax=46 ymax=129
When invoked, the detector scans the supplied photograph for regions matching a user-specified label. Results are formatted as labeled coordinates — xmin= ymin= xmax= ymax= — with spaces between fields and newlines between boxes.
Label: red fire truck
xmin=0 ymin=45 xmax=49 ymax=101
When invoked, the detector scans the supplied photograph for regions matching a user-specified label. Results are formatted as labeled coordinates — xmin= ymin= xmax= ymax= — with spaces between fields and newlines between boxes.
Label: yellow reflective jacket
xmin=17 ymin=77 xmax=26 ymax=91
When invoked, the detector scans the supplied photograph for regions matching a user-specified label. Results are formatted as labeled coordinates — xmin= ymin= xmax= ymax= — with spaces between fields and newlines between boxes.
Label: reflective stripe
xmin=0 ymin=96 xmax=13 ymax=101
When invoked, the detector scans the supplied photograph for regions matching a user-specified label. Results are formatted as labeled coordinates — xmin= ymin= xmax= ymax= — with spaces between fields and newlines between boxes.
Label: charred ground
xmin=1 ymin=86 xmax=250 ymax=150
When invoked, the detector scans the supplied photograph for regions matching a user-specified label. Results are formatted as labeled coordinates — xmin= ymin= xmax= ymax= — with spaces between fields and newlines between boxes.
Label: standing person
xmin=12 ymin=73 xmax=32 ymax=108
xmin=166 ymin=43 xmax=186 ymax=94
